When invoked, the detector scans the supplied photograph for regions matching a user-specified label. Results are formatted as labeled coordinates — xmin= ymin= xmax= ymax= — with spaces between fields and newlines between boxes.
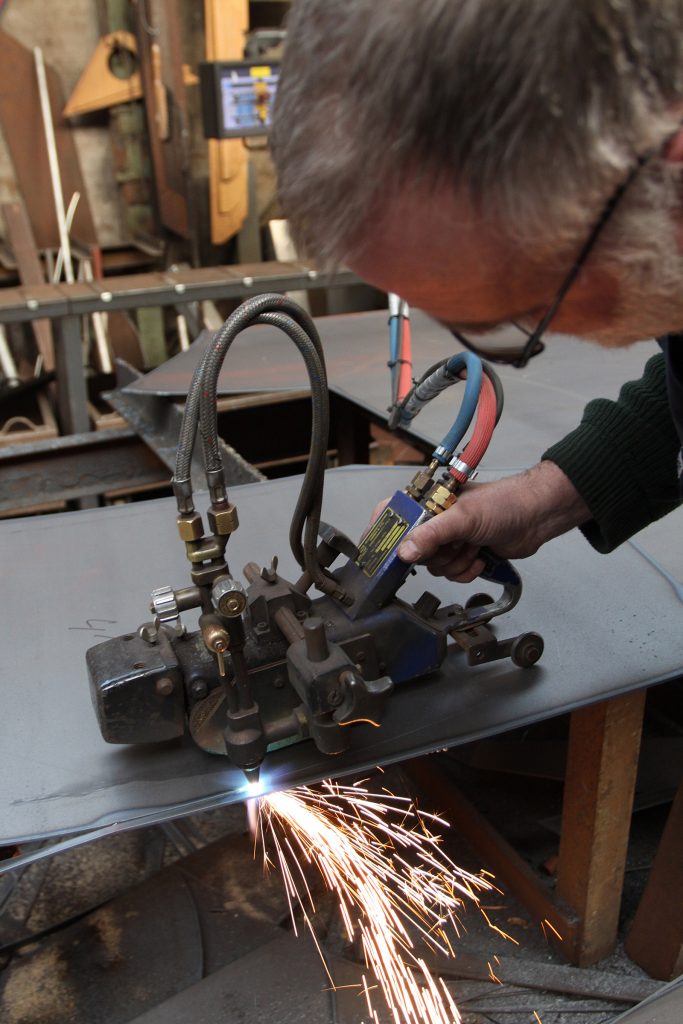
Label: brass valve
xmin=202 ymin=621 xmax=230 ymax=677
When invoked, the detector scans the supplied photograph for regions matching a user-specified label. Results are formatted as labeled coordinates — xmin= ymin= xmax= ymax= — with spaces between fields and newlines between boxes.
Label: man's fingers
xmin=369 ymin=498 xmax=389 ymax=527
xmin=424 ymin=544 xmax=473 ymax=571
xmin=388 ymin=463 xmax=580 ymax=569
xmin=398 ymin=510 xmax=471 ymax=563
xmin=398 ymin=534 xmax=436 ymax=563
xmin=424 ymin=544 xmax=484 ymax=582
xmin=444 ymin=557 xmax=486 ymax=583
xmin=423 ymin=545 xmax=466 ymax=571
xmin=360 ymin=498 xmax=390 ymax=542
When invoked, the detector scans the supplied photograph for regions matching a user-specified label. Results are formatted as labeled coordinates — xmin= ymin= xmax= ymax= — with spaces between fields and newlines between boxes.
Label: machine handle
xmin=461 ymin=548 xmax=522 ymax=628
xmin=333 ymin=669 xmax=394 ymax=727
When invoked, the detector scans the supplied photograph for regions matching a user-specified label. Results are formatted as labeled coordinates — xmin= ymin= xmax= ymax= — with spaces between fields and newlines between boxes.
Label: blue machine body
xmin=335 ymin=489 xmax=429 ymax=621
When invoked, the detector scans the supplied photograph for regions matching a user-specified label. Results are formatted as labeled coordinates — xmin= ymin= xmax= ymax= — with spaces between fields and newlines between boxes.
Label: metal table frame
xmin=0 ymin=260 xmax=361 ymax=435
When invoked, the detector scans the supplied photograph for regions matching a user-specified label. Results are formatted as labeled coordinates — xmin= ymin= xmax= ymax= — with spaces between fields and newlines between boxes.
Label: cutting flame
xmin=255 ymin=779 xmax=496 ymax=1024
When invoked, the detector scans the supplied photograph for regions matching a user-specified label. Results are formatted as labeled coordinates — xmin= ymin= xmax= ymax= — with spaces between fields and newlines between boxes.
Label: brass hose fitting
xmin=424 ymin=481 xmax=458 ymax=515
xmin=208 ymin=502 xmax=239 ymax=537
xmin=177 ymin=512 xmax=204 ymax=542
xmin=405 ymin=459 xmax=440 ymax=500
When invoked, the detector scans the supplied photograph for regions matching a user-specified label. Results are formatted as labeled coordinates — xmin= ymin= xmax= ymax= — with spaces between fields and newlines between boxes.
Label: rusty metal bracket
xmin=104 ymin=359 xmax=263 ymax=490
xmin=452 ymin=623 xmax=544 ymax=669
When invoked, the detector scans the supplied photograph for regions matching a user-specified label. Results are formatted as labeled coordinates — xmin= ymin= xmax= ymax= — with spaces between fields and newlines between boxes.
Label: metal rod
xmin=80 ymin=258 xmax=113 ymax=374
xmin=274 ymin=606 xmax=306 ymax=644
xmin=0 ymin=325 xmax=18 ymax=382
xmin=34 ymin=47 xmax=74 ymax=284
xmin=303 ymin=616 xmax=329 ymax=661
xmin=230 ymin=647 xmax=253 ymax=710
xmin=53 ymin=316 xmax=90 ymax=434
xmin=52 ymin=192 xmax=80 ymax=284
xmin=176 ymin=313 xmax=190 ymax=351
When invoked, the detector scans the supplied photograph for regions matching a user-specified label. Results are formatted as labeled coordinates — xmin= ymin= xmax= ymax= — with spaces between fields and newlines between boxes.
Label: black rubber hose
xmin=174 ymin=294 xmax=340 ymax=595
xmin=194 ymin=308 xmax=329 ymax=573
xmin=173 ymin=352 xmax=210 ymax=506
xmin=388 ymin=357 xmax=504 ymax=432
xmin=252 ymin=310 xmax=341 ymax=597
xmin=251 ymin=310 xmax=330 ymax=578
xmin=174 ymin=294 xmax=325 ymax=488
xmin=199 ymin=294 xmax=326 ymax=476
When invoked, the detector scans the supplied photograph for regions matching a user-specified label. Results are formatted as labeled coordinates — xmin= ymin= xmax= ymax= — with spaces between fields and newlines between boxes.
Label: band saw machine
xmin=87 ymin=295 xmax=544 ymax=785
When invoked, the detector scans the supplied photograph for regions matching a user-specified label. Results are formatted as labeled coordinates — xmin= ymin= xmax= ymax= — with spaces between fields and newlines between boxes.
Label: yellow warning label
xmin=356 ymin=507 xmax=409 ymax=577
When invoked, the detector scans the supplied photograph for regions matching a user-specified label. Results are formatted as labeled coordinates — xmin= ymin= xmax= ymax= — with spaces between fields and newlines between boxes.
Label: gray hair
xmin=271 ymin=0 xmax=683 ymax=282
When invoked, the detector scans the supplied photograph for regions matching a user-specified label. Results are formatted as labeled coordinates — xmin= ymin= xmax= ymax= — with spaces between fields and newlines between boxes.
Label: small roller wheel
xmin=465 ymin=592 xmax=493 ymax=610
xmin=511 ymin=632 xmax=544 ymax=667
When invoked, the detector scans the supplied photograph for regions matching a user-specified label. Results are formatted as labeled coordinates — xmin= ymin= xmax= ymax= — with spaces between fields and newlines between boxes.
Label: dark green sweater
xmin=542 ymin=352 xmax=681 ymax=552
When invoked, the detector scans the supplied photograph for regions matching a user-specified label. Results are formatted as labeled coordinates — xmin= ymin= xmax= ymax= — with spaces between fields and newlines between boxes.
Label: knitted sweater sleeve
xmin=542 ymin=352 xmax=681 ymax=553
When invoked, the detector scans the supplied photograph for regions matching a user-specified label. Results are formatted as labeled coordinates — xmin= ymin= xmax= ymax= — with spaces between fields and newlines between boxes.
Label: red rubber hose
xmin=449 ymin=371 xmax=496 ymax=485
xmin=397 ymin=318 xmax=413 ymax=402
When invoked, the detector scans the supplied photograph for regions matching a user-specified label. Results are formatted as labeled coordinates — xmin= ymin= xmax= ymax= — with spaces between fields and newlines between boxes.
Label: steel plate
xmin=124 ymin=310 xmax=660 ymax=475
xmin=0 ymin=465 xmax=681 ymax=865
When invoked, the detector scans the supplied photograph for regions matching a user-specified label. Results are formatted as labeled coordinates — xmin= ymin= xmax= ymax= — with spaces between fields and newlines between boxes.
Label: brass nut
xmin=407 ymin=468 xmax=434 ymax=498
xmin=177 ymin=513 xmax=203 ymax=542
xmin=208 ymin=503 xmax=239 ymax=536
xmin=424 ymin=484 xmax=457 ymax=515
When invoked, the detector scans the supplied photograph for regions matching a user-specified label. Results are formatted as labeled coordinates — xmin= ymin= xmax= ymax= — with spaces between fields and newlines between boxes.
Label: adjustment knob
xmin=212 ymin=576 xmax=247 ymax=618
xmin=150 ymin=585 xmax=185 ymax=637
xmin=333 ymin=669 xmax=393 ymax=726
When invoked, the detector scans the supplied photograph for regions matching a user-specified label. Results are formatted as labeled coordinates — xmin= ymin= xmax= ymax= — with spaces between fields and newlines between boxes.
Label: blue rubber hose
xmin=439 ymin=351 xmax=483 ymax=456
xmin=389 ymin=315 xmax=400 ymax=402
xmin=392 ymin=350 xmax=483 ymax=461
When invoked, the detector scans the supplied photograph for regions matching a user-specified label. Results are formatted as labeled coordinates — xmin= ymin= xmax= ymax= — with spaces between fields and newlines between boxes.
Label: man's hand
xmin=397 ymin=461 xmax=592 ymax=582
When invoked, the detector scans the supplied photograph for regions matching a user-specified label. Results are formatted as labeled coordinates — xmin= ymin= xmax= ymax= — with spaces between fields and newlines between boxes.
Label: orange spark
xmin=257 ymin=780 xmax=496 ymax=1024
xmin=542 ymin=918 xmax=563 ymax=940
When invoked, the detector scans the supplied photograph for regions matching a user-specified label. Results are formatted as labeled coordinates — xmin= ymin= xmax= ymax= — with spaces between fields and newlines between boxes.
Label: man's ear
xmin=663 ymin=126 xmax=683 ymax=164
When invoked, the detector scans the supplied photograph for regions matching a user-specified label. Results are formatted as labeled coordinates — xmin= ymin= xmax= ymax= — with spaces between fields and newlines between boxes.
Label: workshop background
xmin=0 ymin=3 xmax=682 ymax=1024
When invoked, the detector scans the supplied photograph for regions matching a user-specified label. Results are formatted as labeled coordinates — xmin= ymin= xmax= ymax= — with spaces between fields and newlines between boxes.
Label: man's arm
xmin=543 ymin=350 xmax=681 ymax=551
xmin=398 ymin=352 xmax=681 ymax=580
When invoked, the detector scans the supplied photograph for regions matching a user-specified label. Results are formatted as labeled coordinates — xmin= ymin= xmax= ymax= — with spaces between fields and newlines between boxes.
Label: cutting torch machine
xmin=87 ymin=295 xmax=543 ymax=781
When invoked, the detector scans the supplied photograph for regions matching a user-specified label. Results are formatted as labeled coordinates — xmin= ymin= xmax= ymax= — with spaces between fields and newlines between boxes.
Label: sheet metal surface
xmin=1 ymin=465 xmax=681 ymax=851
xmin=124 ymin=310 xmax=660 ymax=473
xmin=609 ymin=977 xmax=683 ymax=1023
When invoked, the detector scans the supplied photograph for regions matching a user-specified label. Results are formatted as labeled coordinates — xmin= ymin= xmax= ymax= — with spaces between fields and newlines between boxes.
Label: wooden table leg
xmin=625 ymin=778 xmax=683 ymax=979
xmin=556 ymin=691 xmax=646 ymax=966
xmin=403 ymin=758 xmax=579 ymax=949
xmin=406 ymin=690 xmax=647 ymax=968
